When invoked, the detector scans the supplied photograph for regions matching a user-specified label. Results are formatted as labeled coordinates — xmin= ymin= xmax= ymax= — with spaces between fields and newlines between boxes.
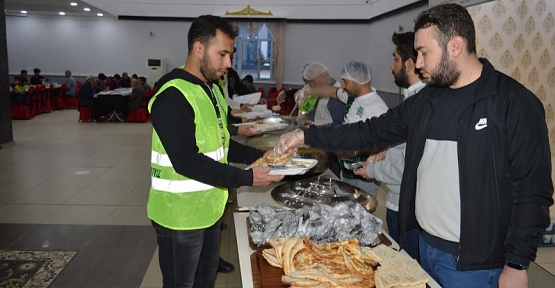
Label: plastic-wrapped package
xmin=248 ymin=202 xmax=383 ymax=246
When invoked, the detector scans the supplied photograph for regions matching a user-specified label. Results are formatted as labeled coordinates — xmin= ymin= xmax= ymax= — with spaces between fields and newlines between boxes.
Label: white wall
xmin=6 ymin=15 xmax=192 ymax=78
xmin=282 ymin=22 xmax=370 ymax=85
xmin=6 ymin=6 xmax=425 ymax=88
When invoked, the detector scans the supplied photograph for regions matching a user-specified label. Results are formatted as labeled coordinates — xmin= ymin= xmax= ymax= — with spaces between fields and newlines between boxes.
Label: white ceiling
xmin=5 ymin=0 xmax=110 ymax=17
xmin=4 ymin=0 xmax=422 ymax=20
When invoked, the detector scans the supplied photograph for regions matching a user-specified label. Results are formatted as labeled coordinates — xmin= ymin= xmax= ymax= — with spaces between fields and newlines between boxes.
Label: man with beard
xmin=295 ymin=60 xmax=388 ymax=199
xmin=147 ymin=15 xmax=284 ymax=288
xmin=275 ymin=4 xmax=553 ymax=288
xmin=353 ymin=31 xmax=425 ymax=261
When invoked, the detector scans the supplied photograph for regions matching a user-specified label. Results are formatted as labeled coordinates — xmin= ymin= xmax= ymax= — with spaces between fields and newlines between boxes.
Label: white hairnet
xmin=340 ymin=60 xmax=371 ymax=84
xmin=301 ymin=62 xmax=313 ymax=74
xmin=302 ymin=62 xmax=328 ymax=81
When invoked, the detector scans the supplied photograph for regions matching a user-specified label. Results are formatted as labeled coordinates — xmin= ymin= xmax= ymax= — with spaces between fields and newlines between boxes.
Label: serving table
xmin=233 ymin=169 xmax=441 ymax=288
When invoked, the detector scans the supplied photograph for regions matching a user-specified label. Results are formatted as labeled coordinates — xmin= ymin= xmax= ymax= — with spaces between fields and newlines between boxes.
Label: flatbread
xmin=251 ymin=153 xmax=293 ymax=167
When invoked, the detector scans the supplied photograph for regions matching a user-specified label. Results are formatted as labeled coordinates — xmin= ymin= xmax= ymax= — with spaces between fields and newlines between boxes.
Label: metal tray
xmin=271 ymin=175 xmax=378 ymax=213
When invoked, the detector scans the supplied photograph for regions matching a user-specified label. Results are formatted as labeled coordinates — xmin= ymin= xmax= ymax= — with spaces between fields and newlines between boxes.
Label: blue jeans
xmin=387 ymin=208 xmax=420 ymax=261
xmin=419 ymin=235 xmax=502 ymax=287
xmin=152 ymin=219 xmax=221 ymax=288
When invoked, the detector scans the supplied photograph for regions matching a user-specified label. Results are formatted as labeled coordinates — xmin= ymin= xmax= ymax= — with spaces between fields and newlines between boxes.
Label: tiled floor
xmin=0 ymin=110 xmax=241 ymax=287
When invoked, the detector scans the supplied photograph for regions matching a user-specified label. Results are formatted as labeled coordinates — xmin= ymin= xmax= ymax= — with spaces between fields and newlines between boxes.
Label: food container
xmin=245 ymin=131 xmax=333 ymax=180
xmin=271 ymin=175 xmax=378 ymax=213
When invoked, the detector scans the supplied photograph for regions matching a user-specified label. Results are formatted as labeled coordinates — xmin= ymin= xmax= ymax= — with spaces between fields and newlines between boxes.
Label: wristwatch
xmin=505 ymin=260 xmax=528 ymax=270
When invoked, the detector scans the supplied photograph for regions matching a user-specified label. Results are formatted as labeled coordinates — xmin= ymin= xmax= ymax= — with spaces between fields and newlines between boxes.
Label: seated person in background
xmin=112 ymin=74 xmax=122 ymax=89
xmin=80 ymin=75 xmax=96 ymax=107
xmin=30 ymin=68 xmax=48 ymax=85
xmin=124 ymin=77 xmax=145 ymax=119
xmin=242 ymin=75 xmax=256 ymax=92
xmin=64 ymin=70 xmax=77 ymax=98
xmin=10 ymin=76 xmax=27 ymax=104
xmin=139 ymin=76 xmax=151 ymax=90
xmin=19 ymin=70 xmax=29 ymax=85
xmin=119 ymin=72 xmax=131 ymax=88
xmin=95 ymin=73 xmax=108 ymax=92
xmin=105 ymin=76 xmax=114 ymax=90
xmin=131 ymin=74 xmax=138 ymax=81
xmin=80 ymin=75 xmax=99 ymax=121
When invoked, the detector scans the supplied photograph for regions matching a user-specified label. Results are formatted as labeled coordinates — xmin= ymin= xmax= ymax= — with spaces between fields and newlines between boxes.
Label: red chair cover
xmin=78 ymin=106 xmax=93 ymax=122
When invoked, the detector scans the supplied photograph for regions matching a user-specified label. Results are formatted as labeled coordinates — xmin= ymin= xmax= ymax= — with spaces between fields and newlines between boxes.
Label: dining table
xmin=93 ymin=88 xmax=132 ymax=122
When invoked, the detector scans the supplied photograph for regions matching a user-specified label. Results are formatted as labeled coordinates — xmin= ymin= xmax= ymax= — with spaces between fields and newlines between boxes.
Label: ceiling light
xmin=97 ymin=13 xmax=103 ymax=17
xmin=70 ymin=2 xmax=78 ymax=6
xmin=59 ymin=12 xmax=65 ymax=15
xmin=84 ymin=7 xmax=90 ymax=11
xmin=21 ymin=10 xmax=27 ymax=14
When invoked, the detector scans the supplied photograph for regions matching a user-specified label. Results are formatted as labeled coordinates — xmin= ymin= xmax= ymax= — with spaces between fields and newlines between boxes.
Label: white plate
xmin=268 ymin=159 xmax=318 ymax=175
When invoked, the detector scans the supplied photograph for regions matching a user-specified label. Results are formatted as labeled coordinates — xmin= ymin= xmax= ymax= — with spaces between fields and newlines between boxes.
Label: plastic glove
xmin=276 ymin=91 xmax=286 ymax=105
xmin=274 ymin=129 xmax=304 ymax=155
xmin=294 ymin=85 xmax=311 ymax=104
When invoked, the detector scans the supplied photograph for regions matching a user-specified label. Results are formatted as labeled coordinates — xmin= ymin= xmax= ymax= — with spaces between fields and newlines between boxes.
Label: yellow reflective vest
xmin=147 ymin=78 xmax=229 ymax=230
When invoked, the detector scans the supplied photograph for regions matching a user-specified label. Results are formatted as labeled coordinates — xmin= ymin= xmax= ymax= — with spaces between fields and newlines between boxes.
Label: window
xmin=233 ymin=22 xmax=276 ymax=80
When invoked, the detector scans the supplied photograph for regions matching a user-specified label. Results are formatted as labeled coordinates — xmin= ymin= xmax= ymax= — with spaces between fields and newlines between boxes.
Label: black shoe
xmin=218 ymin=257 xmax=234 ymax=273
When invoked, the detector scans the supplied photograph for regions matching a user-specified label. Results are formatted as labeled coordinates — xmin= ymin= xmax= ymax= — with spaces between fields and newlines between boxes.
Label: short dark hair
xmin=414 ymin=3 xmax=476 ymax=54
xmin=34 ymin=68 xmax=40 ymax=73
xmin=98 ymin=73 xmax=107 ymax=80
xmin=113 ymin=74 xmax=121 ymax=80
xmin=187 ymin=15 xmax=239 ymax=54
xmin=139 ymin=76 xmax=146 ymax=83
xmin=243 ymin=75 xmax=254 ymax=83
xmin=21 ymin=70 xmax=27 ymax=74
xmin=392 ymin=32 xmax=417 ymax=64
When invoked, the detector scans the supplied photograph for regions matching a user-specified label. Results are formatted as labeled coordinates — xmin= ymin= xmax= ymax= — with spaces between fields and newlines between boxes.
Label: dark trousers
xmin=152 ymin=219 xmax=221 ymax=288
xmin=387 ymin=208 xmax=421 ymax=261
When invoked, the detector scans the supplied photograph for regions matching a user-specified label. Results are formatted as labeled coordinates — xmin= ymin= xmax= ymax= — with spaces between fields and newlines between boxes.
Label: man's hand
xmin=353 ymin=162 xmax=370 ymax=179
xmin=258 ymin=98 xmax=267 ymax=104
xmin=237 ymin=125 xmax=263 ymax=137
xmin=367 ymin=151 xmax=385 ymax=163
xmin=274 ymin=129 xmax=304 ymax=155
xmin=498 ymin=265 xmax=527 ymax=288
xmin=295 ymin=115 xmax=313 ymax=128
xmin=252 ymin=166 xmax=284 ymax=186
xmin=240 ymin=103 xmax=254 ymax=112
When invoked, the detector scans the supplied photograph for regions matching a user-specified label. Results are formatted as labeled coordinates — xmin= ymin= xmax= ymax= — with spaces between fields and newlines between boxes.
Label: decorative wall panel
xmin=470 ymin=0 xmax=555 ymax=154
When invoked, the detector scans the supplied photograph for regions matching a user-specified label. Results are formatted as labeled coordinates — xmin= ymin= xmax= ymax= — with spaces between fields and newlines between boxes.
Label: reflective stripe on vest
xmin=151 ymin=148 xmax=229 ymax=167
xmin=151 ymin=177 xmax=214 ymax=193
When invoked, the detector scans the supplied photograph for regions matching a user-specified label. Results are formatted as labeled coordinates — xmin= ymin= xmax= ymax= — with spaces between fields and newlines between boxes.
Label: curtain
xmin=266 ymin=22 xmax=283 ymax=89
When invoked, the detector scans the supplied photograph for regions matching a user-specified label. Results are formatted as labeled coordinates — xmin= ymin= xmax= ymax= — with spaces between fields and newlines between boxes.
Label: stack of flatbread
xmin=262 ymin=238 xmax=428 ymax=288
xmin=251 ymin=153 xmax=294 ymax=167
xmin=262 ymin=236 xmax=376 ymax=287
xmin=364 ymin=244 xmax=428 ymax=288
